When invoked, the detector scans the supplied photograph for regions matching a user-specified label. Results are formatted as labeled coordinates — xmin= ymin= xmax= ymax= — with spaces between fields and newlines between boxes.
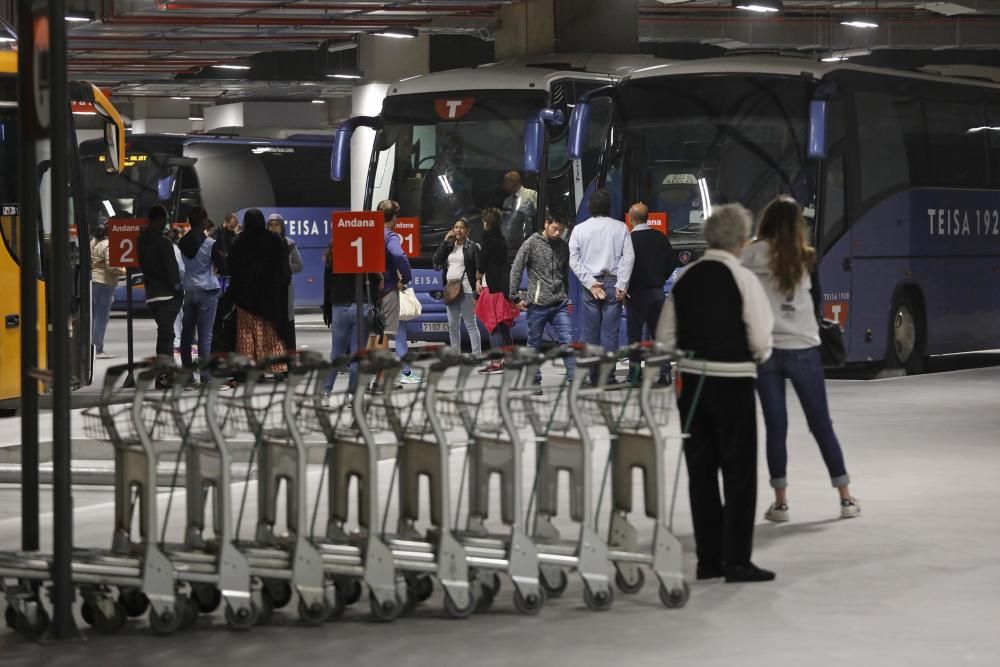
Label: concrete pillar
xmin=131 ymin=97 xmax=199 ymax=134
xmin=495 ymin=0 xmax=555 ymax=60
xmin=555 ymin=0 xmax=638 ymax=54
xmin=350 ymin=34 xmax=430 ymax=210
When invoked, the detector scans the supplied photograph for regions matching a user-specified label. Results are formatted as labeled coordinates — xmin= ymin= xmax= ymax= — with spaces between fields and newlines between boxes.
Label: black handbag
xmin=211 ymin=290 xmax=238 ymax=354
xmin=818 ymin=318 xmax=847 ymax=368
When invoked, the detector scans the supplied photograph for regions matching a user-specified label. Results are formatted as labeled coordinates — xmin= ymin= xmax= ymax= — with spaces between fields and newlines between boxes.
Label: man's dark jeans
xmin=147 ymin=296 xmax=182 ymax=358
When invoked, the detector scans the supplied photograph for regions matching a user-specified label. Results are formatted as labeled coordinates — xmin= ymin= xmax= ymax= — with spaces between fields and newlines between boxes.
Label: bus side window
xmin=820 ymin=151 xmax=845 ymax=254
xmin=176 ymin=165 xmax=202 ymax=222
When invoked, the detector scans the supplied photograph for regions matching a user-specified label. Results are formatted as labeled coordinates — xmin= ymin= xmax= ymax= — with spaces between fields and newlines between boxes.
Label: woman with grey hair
xmin=656 ymin=203 xmax=777 ymax=584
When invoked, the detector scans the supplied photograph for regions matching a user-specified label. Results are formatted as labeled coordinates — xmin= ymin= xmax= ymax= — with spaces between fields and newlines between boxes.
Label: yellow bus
xmin=0 ymin=50 xmax=125 ymax=404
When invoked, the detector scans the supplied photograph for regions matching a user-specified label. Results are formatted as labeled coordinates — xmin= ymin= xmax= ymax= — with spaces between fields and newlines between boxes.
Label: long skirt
xmin=236 ymin=307 xmax=288 ymax=373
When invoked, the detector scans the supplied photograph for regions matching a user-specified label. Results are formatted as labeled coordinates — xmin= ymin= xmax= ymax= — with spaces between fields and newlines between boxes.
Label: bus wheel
xmin=888 ymin=294 xmax=925 ymax=374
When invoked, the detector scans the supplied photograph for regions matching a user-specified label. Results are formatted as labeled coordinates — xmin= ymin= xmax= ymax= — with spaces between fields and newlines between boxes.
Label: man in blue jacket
xmin=369 ymin=199 xmax=413 ymax=391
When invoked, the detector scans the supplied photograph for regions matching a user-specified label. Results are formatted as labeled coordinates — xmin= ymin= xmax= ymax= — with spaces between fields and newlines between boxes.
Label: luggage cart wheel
xmin=264 ymin=580 xmax=293 ymax=609
xmin=658 ymin=581 xmax=690 ymax=609
xmin=615 ymin=567 xmax=646 ymax=595
xmin=539 ymin=569 xmax=568 ymax=598
xmin=443 ymin=589 xmax=477 ymax=620
xmin=408 ymin=574 xmax=434 ymax=603
xmin=13 ymin=605 xmax=49 ymax=641
xmin=191 ymin=584 xmax=223 ymax=614
xmin=224 ymin=603 xmax=257 ymax=631
xmin=297 ymin=597 xmax=328 ymax=626
xmin=369 ymin=592 xmax=402 ymax=622
xmin=582 ymin=585 xmax=614 ymax=612
xmin=148 ymin=603 xmax=184 ymax=635
xmin=82 ymin=599 xmax=127 ymax=634
xmin=513 ymin=587 xmax=545 ymax=616
xmin=336 ymin=577 xmax=363 ymax=606
xmin=119 ymin=587 xmax=149 ymax=618
xmin=179 ymin=596 xmax=200 ymax=630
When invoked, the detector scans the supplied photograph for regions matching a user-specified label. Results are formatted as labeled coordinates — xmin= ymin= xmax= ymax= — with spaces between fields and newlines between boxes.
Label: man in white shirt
xmin=500 ymin=171 xmax=537 ymax=247
xmin=568 ymin=189 xmax=635 ymax=383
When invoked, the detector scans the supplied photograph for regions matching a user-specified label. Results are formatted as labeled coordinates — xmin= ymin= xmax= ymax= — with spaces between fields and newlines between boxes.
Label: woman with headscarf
xmin=227 ymin=208 xmax=292 ymax=376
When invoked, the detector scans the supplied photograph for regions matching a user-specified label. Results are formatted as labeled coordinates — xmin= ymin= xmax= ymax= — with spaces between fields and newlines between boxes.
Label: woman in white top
xmin=432 ymin=218 xmax=482 ymax=354
xmin=90 ymin=225 xmax=123 ymax=358
xmin=742 ymin=197 xmax=859 ymax=522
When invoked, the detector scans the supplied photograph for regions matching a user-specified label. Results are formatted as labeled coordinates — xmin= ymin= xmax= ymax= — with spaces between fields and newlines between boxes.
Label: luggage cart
xmin=375 ymin=347 xmax=475 ymax=618
xmin=224 ymin=353 xmax=334 ymax=625
xmin=443 ymin=346 xmax=545 ymax=615
xmin=587 ymin=342 xmax=690 ymax=608
xmin=307 ymin=351 xmax=406 ymax=622
xmin=519 ymin=343 xmax=619 ymax=611
xmin=1 ymin=358 xmax=217 ymax=638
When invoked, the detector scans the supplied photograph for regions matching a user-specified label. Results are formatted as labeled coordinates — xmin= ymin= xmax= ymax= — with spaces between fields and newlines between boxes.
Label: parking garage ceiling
xmin=4 ymin=0 xmax=1000 ymax=99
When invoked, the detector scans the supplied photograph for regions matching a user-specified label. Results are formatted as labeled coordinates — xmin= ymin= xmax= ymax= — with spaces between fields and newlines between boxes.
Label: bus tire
xmin=887 ymin=291 xmax=926 ymax=374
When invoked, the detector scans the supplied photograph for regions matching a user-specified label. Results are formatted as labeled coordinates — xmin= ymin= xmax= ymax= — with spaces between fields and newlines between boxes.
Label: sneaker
xmin=764 ymin=502 xmax=790 ymax=523
xmin=656 ymin=373 xmax=672 ymax=387
xmin=95 ymin=351 xmax=115 ymax=359
xmin=532 ymin=376 xmax=543 ymax=396
xmin=399 ymin=372 xmax=423 ymax=385
xmin=479 ymin=360 xmax=504 ymax=374
xmin=724 ymin=563 xmax=776 ymax=583
xmin=840 ymin=497 xmax=861 ymax=519
xmin=321 ymin=392 xmax=332 ymax=407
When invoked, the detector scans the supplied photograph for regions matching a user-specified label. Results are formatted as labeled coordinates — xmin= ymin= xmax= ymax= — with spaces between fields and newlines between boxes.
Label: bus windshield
xmin=80 ymin=147 xmax=178 ymax=222
xmin=614 ymin=75 xmax=813 ymax=246
xmin=373 ymin=90 xmax=548 ymax=262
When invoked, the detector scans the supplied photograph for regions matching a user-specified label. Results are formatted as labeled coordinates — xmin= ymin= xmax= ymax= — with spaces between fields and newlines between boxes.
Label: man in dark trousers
xmin=656 ymin=203 xmax=776 ymax=584
xmin=625 ymin=202 xmax=676 ymax=384
xmin=138 ymin=204 xmax=183 ymax=365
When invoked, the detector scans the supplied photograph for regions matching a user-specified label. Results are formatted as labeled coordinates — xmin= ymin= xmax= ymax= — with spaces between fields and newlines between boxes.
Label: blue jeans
xmin=445 ymin=291 xmax=482 ymax=354
xmin=180 ymin=287 xmax=221 ymax=381
xmin=755 ymin=346 xmax=850 ymax=489
xmin=526 ymin=300 xmax=574 ymax=382
xmin=395 ymin=333 xmax=411 ymax=376
xmin=91 ymin=281 xmax=116 ymax=354
xmin=324 ymin=304 xmax=369 ymax=394
xmin=580 ymin=275 xmax=623 ymax=380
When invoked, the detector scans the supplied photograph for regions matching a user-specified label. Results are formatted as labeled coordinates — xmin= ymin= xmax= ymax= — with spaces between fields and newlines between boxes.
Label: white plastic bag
xmin=398 ymin=287 xmax=422 ymax=321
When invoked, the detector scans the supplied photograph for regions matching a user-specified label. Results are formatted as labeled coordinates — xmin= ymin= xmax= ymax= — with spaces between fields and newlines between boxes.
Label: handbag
xmin=398 ymin=287 xmax=422 ymax=321
xmin=366 ymin=300 xmax=386 ymax=339
xmin=211 ymin=290 xmax=238 ymax=354
xmin=818 ymin=318 xmax=846 ymax=368
xmin=443 ymin=277 xmax=464 ymax=305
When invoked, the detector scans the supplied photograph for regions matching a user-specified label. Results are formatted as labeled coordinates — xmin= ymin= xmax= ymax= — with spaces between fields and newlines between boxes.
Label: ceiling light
xmin=326 ymin=71 xmax=363 ymax=80
xmin=311 ymin=100 xmax=325 ymax=104
xmin=0 ymin=36 xmax=15 ymax=44
xmin=301 ymin=82 xmax=318 ymax=86
xmin=840 ymin=16 xmax=880 ymax=28
xmin=371 ymin=27 xmax=418 ymax=39
xmin=170 ymin=96 xmax=191 ymax=101
xmin=822 ymin=55 xmax=847 ymax=62
xmin=733 ymin=0 xmax=782 ymax=12
xmin=212 ymin=64 xmax=251 ymax=71
xmin=189 ymin=116 xmax=204 ymax=121
xmin=72 ymin=110 xmax=97 ymax=115
xmin=65 ymin=9 xmax=95 ymax=22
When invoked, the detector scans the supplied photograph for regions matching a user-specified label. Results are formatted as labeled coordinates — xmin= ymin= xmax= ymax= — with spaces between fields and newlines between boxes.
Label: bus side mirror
xmin=330 ymin=115 xmax=380 ymax=182
xmin=808 ymin=100 xmax=827 ymax=160
xmin=522 ymin=108 xmax=565 ymax=174
xmin=567 ymin=101 xmax=592 ymax=161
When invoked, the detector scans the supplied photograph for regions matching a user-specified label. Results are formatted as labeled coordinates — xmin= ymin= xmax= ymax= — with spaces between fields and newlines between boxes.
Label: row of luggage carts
xmin=0 ymin=342 xmax=696 ymax=639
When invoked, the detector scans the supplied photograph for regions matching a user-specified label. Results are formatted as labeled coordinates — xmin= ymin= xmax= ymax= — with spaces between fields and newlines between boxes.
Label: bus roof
xmin=101 ymin=133 xmax=334 ymax=148
xmin=624 ymin=55 xmax=1000 ymax=92
xmin=387 ymin=53 xmax=667 ymax=97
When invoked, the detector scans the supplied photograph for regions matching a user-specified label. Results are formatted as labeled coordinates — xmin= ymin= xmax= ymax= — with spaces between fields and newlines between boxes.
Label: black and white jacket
xmin=656 ymin=249 xmax=774 ymax=377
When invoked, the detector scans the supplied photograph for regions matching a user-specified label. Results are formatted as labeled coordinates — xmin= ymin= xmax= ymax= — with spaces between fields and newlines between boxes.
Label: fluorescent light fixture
xmin=212 ymin=64 xmax=251 ymax=71
xmin=311 ymin=100 xmax=325 ymax=104
xmin=822 ymin=55 xmax=847 ymax=62
xmin=72 ymin=110 xmax=97 ymax=115
xmin=170 ymin=96 xmax=191 ymax=101
xmin=326 ymin=71 xmax=363 ymax=80
xmin=371 ymin=27 xmax=418 ymax=39
xmin=0 ymin=36 xmax=15 ymax=44
xmin=102 ymin=200 xmax=116 ymax=217
xmin=65 ymin=9 xmax=95 ymax=22
xmin=301 ymin=82 xmax=318 ymax=86
xmin=188 ymin=116 xmax=204 ymax=121
xmin=840 ymin=17 xmax=880 ymax=28
xmin=967 ymin=126 xmax=1000 ymax=133
xmin=733 ymin=0 xmax=782 ymax=12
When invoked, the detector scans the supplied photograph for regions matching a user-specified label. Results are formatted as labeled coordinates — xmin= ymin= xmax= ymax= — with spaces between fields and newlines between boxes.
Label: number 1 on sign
xmin=350 ymin=236 xmax=363 ymax=267
xmin=402 ymin=234 xmax=413 ymax=255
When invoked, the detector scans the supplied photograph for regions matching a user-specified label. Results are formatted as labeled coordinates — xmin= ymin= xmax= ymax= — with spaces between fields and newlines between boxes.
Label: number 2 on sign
xmin=119 ymin=238 xmax=135 ymax=264
xmin=350 ymin=236 xmax=363 ymax=267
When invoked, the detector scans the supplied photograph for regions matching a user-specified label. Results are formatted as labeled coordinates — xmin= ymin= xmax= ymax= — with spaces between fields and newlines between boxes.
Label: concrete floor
xmin=0 ymin=318 xmax=998 ymax=665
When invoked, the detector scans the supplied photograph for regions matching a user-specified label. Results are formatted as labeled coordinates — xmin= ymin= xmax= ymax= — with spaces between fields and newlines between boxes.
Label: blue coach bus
xmin=330 ymin=54 xmax=664 ymax=343
xmin=570 ymin=55 xmax=1000 ymax=372
xmin=80 ymin=133 xmax=349 ymax=309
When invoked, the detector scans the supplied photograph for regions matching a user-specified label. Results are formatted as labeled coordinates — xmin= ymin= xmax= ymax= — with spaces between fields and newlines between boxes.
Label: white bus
xmin=331 ymin=54 xmax=664 ymax=342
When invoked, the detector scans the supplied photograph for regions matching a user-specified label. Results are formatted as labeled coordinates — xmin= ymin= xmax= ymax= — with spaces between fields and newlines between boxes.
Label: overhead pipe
xmin=156 ymin=1 xmax=502 ymax=13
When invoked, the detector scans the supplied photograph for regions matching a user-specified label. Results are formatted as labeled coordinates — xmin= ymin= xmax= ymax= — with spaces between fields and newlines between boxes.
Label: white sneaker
xmin=840 ymin=497 xmax=861 ymax=519
xmin=399 ymin=372 xmax=423 ymax=385
xmin=764 ymin=502 xmax=790 ymax=523
xmin=95 ymin=352 xmax=115 ymax=359
xmin=321 ymin=392 xmax=332 ymax=407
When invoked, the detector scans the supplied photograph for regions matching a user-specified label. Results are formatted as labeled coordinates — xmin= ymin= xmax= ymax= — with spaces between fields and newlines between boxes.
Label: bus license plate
xmin=421 ymin=322 xmax=450 ymax=332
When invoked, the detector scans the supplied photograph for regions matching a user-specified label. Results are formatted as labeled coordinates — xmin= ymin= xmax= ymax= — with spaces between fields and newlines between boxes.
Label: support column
xmin=555 ymin=0 xmax=639 ymax=54
xmin=495 ymin=0 xmax=554 ymax=61
xmin=350 ymin=34 xmax=429 ymax=210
